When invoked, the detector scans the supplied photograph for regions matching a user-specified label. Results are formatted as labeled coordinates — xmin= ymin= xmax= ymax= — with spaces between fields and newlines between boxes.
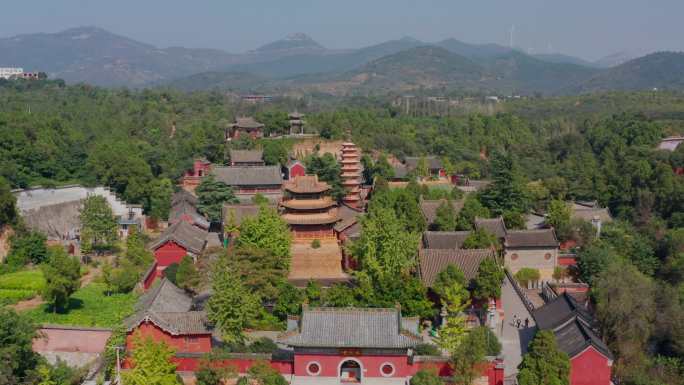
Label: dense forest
xmin=1 ymin=80 xmax=684 ymax=383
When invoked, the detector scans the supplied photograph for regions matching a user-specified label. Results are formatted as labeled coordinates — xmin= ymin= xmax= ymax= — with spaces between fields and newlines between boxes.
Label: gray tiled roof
xmin=148 ymin=220 xmax=208 ymax=255
xmin=418 ymin=248 xmax=495 ymax=286
xmin=212 ymin=166 xmax=282 ymax=186
xmin=232 ymin=117 xmax=264 ymax=129
xmin=169 ymin=199 xmax=209 ymax=229
xmin=230 ymin=150 xmax=264 ymax=164
xmin=552 ymin=319 xmax=613 ymax=360
xmin=474 ymin=216 xmax=507 ymax=239
xmin=171 ymin=190 xmax=197 ymax=207
xmin=334 ymin=204 xmax=363 ymax=233
xmin=533 ymin=293 xmax=612 ymax=360
xmin=422 ymin=231 xmax=471 ymax=249
xmin=405 ymin=156 xmax=442 ymax=170
xmin=125 ymin=279 xmax=210 ymax=335
xmin=420 ymin=199 xmax=464 ymax=225
xmin=532 ymin=292 xmax=595 ymax=331
xmin=222 ymin=203 xmax=273 ymax=227
xmin=504 ymin=229 xmax=558 ymax=248
xmin=279 ymin=307 xmax=421 ymax=349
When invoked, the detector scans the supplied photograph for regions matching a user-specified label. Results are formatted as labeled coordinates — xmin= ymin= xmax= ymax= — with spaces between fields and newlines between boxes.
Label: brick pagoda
xmin=340 ymin=142 xmax=362 ymax=208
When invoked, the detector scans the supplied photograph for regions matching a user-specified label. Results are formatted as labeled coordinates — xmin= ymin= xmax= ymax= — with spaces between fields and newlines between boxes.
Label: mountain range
xmin=2 ymin=26 xmax=683 ymax=95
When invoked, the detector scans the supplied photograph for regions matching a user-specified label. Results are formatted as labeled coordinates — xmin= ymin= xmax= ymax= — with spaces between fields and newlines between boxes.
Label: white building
xmin=0 ymin=68 xmax=23 ymax=79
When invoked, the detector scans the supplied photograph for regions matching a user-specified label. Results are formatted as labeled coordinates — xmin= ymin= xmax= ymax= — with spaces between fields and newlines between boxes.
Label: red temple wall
xmin=173 ymin=357 xmax=293 ymax=374
xmin=294 ymin=353 xmax=413 ymax=378
xmin=126 ymin=323 xmax=212 ymax=355
xmin=154 ymin=241 xmax=188 ymax=267
xmin=570 ymin=347 xmax=612 ymax=385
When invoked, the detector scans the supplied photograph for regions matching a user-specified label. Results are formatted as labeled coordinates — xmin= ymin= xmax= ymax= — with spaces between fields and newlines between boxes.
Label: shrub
xmin=414 ymin=343 xmax=442 ymax=356
xmin=311 ymin=239 xmax=321 ymax=249
xmin=515 ymin=268 xmax=540 ymax=287
xmin=249 ymin=337 xmax=278 ymax=353
xmin=164 ymin=263 xmax=179 ymax=284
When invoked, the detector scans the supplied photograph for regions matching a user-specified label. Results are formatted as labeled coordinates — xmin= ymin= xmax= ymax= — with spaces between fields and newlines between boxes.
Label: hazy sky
xmin=1 ymin=0 xmax=682 ymax=60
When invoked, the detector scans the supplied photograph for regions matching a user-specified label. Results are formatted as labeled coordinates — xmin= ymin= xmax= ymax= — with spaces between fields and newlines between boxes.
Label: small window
xmin=380 ymin=363 xmax=395 ymax=377
xmin=307 ymin=362 xmax=321 ymax=376
xmin=544 ymin=253 xmax=552 ymax=260
xmin=511 ymin=253 xmax=519 ymax=261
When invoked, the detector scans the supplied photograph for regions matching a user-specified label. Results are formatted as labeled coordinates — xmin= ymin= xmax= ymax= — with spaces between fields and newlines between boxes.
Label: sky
xmin=1 ymin=0 xmax=683 ymax=61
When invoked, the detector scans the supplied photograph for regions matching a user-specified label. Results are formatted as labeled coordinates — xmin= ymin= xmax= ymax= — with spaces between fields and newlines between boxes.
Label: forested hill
xmin=571 ymin=52 xmax=684 ymax=93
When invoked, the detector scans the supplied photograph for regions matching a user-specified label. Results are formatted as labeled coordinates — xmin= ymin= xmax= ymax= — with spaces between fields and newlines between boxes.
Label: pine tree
xmin=517 ymin=330 xmax=570 ymax=385
xmin=41 ymin=247 xmax=81 ymax=312
xmin=434 ymin=200 xmax=457 ymax=231
xmin=196 ymin=175 xmax=238 ymax=223
xmin=480 ymin=152 xmax=529 ymax=216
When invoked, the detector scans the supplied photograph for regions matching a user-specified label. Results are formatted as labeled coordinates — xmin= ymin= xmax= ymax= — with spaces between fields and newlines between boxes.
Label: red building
xmin=281 ymin=175 xmax=339 ymax=240
xmin=279 ymin=306 xmax=504 ymax=384
xmin=227 ymin=117 xmax=265 ymax=141
xmin=340 ymin=142 xmax=363 ymax=208
xmin=148 ymin=221 xmax=209 ymax=282
xmin=124 ymin=279 xmax=212 ymax=368
xmin=181 ymin=158 xmax=211 ymax=192
xmin=284 ymin=159 xmax=306 ymax=181
xmin=532 ymin=292 xmax=613 ymax=385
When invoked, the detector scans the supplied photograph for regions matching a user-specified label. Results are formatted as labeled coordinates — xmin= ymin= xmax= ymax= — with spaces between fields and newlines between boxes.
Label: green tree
xmin=305 ymin=153 xmax=345 ymax=201
xmin=415 ymin=156 xmax=430 ymax=178
xmin=122 ymin=334 xmax=181 ymax=385
xmin=577 ymin=240 xmax=618 ymax=286
xmin=7 ymin=230 xmax=48 ymax=267
xmin=480 ymin=152 xmax=529 ymax=216
xmin=41 ymin=246 xmax=81 ymax=312
xmin=236 ymin=206 xmax=291 ymax=272
xmin=322 ymin=283 xmax=357 ymax=307
xmin=455 ymin=195 xmax=490 ymax=231
xmin=432 ymin=264 xmax=467 ymax=299
xmin=196 ymin=175 xmax=238 ymax=223
xmin=353 ymin=206 xmax=420 ymax=282
xmin=206 ymin=255 xmax=260 ymax=344
xmin=273 ymin=282 xmax=303 ymax=321
xmin=437 ymin=281 xmax=470 ymax=354
xmin=451 ymin=327 xmax=488 ymax=385
xmin=262 ymin=140 xmax=289 ymax=166
xmin=470 ymin=325 xmax=501 ymax=356
xmin=472 ymin=258 xmax=505 ymax=301
xmin=410 ymin=369 xmax=444 ymax=385
xmin=517 ymin=330 xmax=570 ymax=385
xmin=233 ymin=246 xmax=286 ymax=302
xmin=0 ymin=308 xmax=40 ymax=384
xmin=80 ymin=195 xmax=117 ymax=254
xmin=433 ymin=200 xmax=457 ymax=231
xmin=594 ymin=261 xmax=656 ymax=377
xmin=245 ymin=361 xmax=288 ymax=385
xmin=547 ymin=199 xmax=571 ymax=230
xmin=0 ymin=176 xmax=18 ymax=227
xmin=462 ymin=228 xmax=497 ymax=249
xmin=148 ymin=178 xmax=174 ymax=221
xmin=176 ymin=255 xmax=200 ymax=292
xmin=196 ymin=359 xmax=236 ymax=385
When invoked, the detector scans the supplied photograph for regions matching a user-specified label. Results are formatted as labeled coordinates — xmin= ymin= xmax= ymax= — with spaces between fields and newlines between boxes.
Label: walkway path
xmin=499 ymin=274 xmax=537 ymax=378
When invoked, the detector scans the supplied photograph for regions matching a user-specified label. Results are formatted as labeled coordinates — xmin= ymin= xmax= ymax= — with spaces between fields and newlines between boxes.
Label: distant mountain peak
xmin=399 ymin=36 xmax=420 ymax=43
xmin=255 ymin=33 xmax=324 ymax=53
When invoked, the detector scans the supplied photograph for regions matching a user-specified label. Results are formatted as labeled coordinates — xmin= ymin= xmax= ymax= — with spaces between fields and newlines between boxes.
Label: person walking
xmin=512 ymin=314 xmax=518 ymax=327
xmin=524 ymin=318 xmax=530 ymax=328
xmin=516 ymin=318 xmax=522 ymax=328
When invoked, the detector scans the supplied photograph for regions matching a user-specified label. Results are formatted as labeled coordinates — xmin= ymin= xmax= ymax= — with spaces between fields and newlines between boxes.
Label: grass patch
xmin=24 ymin=283 xmax=138 ymax=328
xmin=0 ymin=270 xmax=45 ymax=291
xmin=0 ymin=269 xmax=45 ymax=305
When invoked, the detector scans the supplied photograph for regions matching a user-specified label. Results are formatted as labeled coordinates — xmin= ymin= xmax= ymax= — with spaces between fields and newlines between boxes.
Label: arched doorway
xmin=339 ymin=359 xmax=362 ymax=383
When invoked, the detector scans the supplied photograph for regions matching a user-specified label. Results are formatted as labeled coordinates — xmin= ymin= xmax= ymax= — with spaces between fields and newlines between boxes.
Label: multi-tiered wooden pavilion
xmin=281 ymin=175 xmax=339 ymax=240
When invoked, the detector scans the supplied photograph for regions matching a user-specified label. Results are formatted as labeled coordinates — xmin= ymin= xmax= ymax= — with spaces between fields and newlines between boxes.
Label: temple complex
xmin=281 ymin=175 xmax=339 ymax=240
xmin=340 ymin=142 xmax=363 ymax=208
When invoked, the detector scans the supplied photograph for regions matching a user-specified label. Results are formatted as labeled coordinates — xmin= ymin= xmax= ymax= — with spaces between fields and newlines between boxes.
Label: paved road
xmin=499 ymin=274 xmax=537 ymax=378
